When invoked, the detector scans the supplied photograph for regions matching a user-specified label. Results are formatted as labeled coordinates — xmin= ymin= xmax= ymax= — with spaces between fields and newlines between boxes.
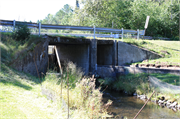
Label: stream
xmin=103 ymin=90 xmax=180 ymax=119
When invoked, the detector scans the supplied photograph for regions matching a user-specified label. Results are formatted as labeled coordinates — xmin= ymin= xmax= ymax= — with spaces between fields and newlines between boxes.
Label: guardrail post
xmin=13 ymin=20 xmax=16 ymax=31
xmin=39 ymin=22 xmax=41 ymax=36
xmin=137 ymin=29 xmax=139 ymax=40
xmin=121 ymin=28 xmax=124 ymax=41
xmin=93 ymin=25 xmax=96 ymax=39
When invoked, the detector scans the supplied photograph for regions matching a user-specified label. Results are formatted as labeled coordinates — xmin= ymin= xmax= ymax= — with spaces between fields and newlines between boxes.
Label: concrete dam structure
xmin=11 ymin=35 xmax=162 ymax=77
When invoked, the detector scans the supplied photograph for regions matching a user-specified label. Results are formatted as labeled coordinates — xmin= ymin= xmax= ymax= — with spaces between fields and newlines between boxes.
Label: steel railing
xmin=0 ymin=19 xmax=145 ymax=40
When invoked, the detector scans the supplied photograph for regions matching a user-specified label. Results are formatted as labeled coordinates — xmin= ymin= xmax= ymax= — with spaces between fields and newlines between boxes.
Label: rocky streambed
xmin=103 ymin=91 xmax=180 ymax=119
xmin=137 ymin=94 xmax=180 ymax=112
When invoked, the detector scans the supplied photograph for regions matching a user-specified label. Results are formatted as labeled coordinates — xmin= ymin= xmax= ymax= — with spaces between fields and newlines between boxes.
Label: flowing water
xmin=103 ymin=90 xmax=180 ymax=119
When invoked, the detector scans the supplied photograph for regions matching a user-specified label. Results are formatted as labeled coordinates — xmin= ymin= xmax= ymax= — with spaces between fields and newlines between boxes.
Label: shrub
xmin=13 ymin=23 xmax=31 ymax=43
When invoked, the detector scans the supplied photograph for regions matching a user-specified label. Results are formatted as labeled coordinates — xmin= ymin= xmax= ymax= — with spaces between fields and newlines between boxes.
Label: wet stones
xmin=137 ymin=95 xmax=180 ymax=112
xmin=137 ymin=94 xmax=147 ymax=100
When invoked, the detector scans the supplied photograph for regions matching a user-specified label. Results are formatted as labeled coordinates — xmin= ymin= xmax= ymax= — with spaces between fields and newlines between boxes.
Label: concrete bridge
xmin=11 ymin=35 xmax=162 ymax=77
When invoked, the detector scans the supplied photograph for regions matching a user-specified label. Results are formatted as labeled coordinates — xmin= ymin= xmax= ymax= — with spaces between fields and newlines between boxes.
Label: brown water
xmin=103 ymin=90 xmax=180 ymax=119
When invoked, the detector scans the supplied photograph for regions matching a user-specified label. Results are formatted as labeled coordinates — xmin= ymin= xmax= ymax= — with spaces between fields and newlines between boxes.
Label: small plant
xmin=13 ymin=22 xmax=31 ymax=43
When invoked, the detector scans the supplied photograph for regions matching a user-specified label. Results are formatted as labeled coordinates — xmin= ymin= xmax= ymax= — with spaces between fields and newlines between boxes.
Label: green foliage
xmin=40 ymin=0 xmax=179 ymax=38
xmin=1 ymin=33 xmax=43 ymax=64
xmin=136 ymin=83 xmax=149 ymax=95
xmin=13 ymin=23 xmax=31 ymax=43
xmin=100 ymin=73 xmax=149 ymax=95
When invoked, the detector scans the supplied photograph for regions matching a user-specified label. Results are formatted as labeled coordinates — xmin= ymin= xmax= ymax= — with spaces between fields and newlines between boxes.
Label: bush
xmin=13 ymin=23 xmax=31 ymax=43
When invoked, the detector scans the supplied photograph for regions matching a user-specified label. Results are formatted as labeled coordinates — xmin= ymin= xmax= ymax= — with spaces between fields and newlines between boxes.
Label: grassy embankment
xmin=122 ymin=38 xmax=180 ymax=65
xmin=0 ymin=32 xmax=112 ymax=118
xmin=0 ymin=63 xmax=66 ymax=118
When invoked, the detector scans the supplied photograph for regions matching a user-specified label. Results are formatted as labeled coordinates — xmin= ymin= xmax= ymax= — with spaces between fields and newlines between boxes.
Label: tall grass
xmin=42 ymin=62 xmax=113 ymax=118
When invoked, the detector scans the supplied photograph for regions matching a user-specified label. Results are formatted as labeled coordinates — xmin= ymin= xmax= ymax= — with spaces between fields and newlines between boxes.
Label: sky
xmin=0 ymin=0 xmax=76 ymax=23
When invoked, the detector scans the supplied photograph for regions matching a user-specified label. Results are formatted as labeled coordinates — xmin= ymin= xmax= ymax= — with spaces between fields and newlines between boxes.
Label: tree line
xmin=39 ymin=0 xmax=179 ymax=39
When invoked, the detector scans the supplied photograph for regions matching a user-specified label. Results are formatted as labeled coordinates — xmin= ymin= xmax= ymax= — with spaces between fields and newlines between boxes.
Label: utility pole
xmin=76 ymin=0 xmax=79 ymax=9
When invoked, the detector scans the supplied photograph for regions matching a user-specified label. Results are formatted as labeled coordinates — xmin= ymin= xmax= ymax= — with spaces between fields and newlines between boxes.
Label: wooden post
xmin=54 ymin=46 xmax=63 ymax=75
xmin=54 ymin=46 xmax=63 ymax=101
xmin=133 ymin=91 xmax=155 ymax=119
xmin=67 ymin=66 xmax=69 ymax=119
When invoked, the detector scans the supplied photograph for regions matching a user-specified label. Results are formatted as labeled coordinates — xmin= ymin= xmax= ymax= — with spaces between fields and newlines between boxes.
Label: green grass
xmin=150 ymin=73 xmax=180 ymax=86
xmin=0 ymin=63 xmax=65 ymax=118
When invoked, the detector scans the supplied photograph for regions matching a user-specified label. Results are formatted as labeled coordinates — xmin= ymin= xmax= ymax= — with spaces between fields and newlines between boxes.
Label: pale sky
xmin=0 ymin=0 xmax=76 ymax=23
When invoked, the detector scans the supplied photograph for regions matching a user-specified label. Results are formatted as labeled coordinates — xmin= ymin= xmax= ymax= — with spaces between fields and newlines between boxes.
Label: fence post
xmin=39 ymin=22 xmax=41 ymax=36
xmin=137 ymin=29 xmax=139 ymax=40
xmin=121 ymin=28 xmax=124 ymax=41
xmin=13 ymin=20 xmax=16 ymax=31
xmin=93 ymin=25 xmax=96 ymax=39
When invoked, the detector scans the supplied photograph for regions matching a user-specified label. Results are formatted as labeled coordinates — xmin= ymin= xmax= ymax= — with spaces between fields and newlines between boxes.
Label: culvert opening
xmin=97 ymin=44 xmax=114 ymax=66
xmin=48 ymin=45 xmax=60 ymax=72
xmin=48 ymin=44 xmax=90 ymax=74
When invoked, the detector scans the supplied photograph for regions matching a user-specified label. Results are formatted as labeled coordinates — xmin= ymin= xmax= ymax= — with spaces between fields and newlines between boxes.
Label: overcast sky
xmin=0 ymin=0 xmax=76 ymax=22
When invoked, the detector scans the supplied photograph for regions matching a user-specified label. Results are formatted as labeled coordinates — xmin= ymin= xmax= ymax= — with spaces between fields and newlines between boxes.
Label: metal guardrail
xmin=0 ymin=19 xmax=145 ymax=40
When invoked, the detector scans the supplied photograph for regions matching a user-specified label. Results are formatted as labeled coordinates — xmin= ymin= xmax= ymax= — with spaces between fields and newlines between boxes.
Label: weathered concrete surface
xmin=11 ymin=39 xmax=49 ymax=77
xmin=97 ymin=66 xmax=180 ymax=78
xmin=56 ymin=44 xmax=89 ymax=74
xmin=90 ymin=39 xmax=97 ymax=72
xmin=48 ymin=35 xmax=90 ymax=45
xmin=124 ymin=66 xmax=180 ymax=76
xmin=97 ymin=66 xmax=126 ymax=78
xmin=118 ymin=41 xmax=162 ymax=65
xmin=97 ymin=40 xmax=114 ymax=45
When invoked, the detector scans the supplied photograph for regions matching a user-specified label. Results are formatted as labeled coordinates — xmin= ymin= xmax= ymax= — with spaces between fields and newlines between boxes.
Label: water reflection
xmin=103 ymin=90 xmax=180 ymax=119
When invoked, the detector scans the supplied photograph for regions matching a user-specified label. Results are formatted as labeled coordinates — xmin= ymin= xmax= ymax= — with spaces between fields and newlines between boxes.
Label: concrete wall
xmin=97 ymin=66 xmax=126 ymax=78
xmin=56 ymin=44 xmax=89 ymax=74
xmin=11 ymin=39 xmax=49 ymax=77
xmin=10 ymin=35 xmax=165 ymax=77
xmin=118 ymin=41 xmax=161 ymax=65
xmin=124 ymin=66 xmax=180 ymax=76
xmin=97 ymin=66 xmax=180 ymax=78
xmin=90 ymin=39 xmax=97 ymax=72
